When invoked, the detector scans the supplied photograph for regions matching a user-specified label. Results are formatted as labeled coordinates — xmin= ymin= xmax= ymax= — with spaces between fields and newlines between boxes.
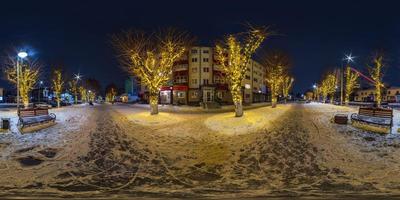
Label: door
xmin=203 ymin=90 xmax=213 ymax=102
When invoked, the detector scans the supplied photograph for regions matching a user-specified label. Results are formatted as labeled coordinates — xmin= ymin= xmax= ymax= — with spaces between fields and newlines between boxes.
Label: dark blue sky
xmin=1 ymin=0 xmax=399 ymax=92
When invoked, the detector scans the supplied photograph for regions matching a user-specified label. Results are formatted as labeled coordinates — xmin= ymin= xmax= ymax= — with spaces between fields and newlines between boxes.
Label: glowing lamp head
xmin=313 ymin=84 xmax=317 ymax=89
xmin=40 ymin=81 xmax=43 ymax=84
xmin=18 ymin=51 xmax=28 ymax=58
xmin=344 ymin=53 xmax=355 ymax=63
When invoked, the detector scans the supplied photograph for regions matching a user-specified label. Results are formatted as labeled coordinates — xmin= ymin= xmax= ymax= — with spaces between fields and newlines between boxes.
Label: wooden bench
xmin=350 ymin=107 xmax=393 ymax=134
xmin=18 ymin=108 xmax=56 ymax=132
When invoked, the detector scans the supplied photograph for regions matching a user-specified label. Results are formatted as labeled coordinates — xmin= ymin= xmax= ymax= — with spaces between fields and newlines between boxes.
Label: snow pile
xmin=204 ymin=105 xmax=291 ymax=135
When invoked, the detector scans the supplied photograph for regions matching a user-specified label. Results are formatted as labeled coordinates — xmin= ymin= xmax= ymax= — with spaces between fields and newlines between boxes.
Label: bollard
xmin=1 ymin=118 xmax=10 ymax=130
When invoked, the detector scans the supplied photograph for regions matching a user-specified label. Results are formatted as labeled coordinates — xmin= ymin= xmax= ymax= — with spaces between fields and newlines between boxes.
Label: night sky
xmin=1 ymin=0 xmax=399 ymax=93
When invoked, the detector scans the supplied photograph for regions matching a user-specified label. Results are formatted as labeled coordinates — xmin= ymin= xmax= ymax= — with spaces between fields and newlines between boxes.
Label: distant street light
xmin=17 ymin=51 xmax=28 ymax=113
xmin=74 ymin=73 xmax=82 ymax=81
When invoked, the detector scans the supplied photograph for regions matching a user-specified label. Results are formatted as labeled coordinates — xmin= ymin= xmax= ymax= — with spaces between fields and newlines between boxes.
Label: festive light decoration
xmin=106 ymin=88 xmax=117 ymax=103
xmin=344 ymin=65 xmax=359 ymax=105
xmin=79 ymin=86 xmax=87 ymax=103
xmin=369 ymin=54 xmax=385 ymax=107
xmin=4 ymin=57 xmax=40 ymax=107
xmin=320 ymin=72 xmax=337 ymax=103
xmin=52 ymin=69 xmax=64 ymax=108
xmin=69 ymin=79 xmax=79 ymax=104
xmin=215 ymin=27 xmax=267 ymax=116
xmin=112 ymin=29 xmax=190 ymax=115
xmin=282 ymin=76 xmax=294 ymax=103
xmin=263 ymin=52 xmax=290 ymax=108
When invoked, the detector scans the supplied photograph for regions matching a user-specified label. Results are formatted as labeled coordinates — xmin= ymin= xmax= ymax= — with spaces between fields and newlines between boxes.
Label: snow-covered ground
xmin=1 ymin=103 xmax=400 ymax=199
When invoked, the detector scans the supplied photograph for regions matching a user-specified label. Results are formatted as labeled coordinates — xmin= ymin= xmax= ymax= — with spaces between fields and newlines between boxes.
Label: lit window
xmin=192 ymin=67 xmax=197 ymax=73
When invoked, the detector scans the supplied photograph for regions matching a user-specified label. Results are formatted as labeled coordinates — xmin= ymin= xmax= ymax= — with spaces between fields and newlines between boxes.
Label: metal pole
xmin=340 ymin=63 xmax=344 ymax=105
xmin=16 ymin=57 xmax=20 ymax=114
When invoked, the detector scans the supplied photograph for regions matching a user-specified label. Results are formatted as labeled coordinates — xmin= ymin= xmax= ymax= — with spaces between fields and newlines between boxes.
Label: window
xmin=192 ymin=67 xmax=197 ymax=73
xmin=203 ymin=79 xmax=209 ymax=85
xmin=192 ymin=79 xmax=197 ymax=84
xmin=191 ymin=58 xmax=198 ymax=62
xmin=254 ymin=78 xmax=258 ymax=82
xmin=203 ymin=67 xmax=209 ymax=72
xmin=245 ymin=75 xmax=250 ymax=80
xmin=177 ymin=92 xmax=184 ymax=98
xmin=203 ymin=58 xmax=209 ymax=62
xmin=191 ymin=49 xmax=198 ymax=54
xmin=191 ymin=91 xmax=198 ymax=98
xmin=203 ymin=50 xmax=209 ymax=54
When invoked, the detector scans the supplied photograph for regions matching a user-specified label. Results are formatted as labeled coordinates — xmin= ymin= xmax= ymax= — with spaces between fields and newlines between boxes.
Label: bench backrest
xmin=35 ymin=108 xmax=49 ymax=116
xmin=19 ymin=108 xmax=49 ymax=117
xmin=358 ymin=107 xmax=393 ymax=119
xmin=19 ymin=109 xmax=36 ymax=117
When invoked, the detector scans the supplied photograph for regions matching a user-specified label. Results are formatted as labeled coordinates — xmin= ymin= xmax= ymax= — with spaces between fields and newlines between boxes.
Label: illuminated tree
xmin=368 ymin=54 xmax=385 ymax=107
xmin=215 ymin=27 xmax=267 ymax=116
xmin=282 ymin=76 xmax=294 ymax=103
xmin=263 ymin=52 xmax=289 ymax=108
xmin=4 ymin=56 xmax=41 ymax=107
xmin=344 ymin=65 xmax=359 ymax=105
xmin=112 ymin=29 xmax=190 ymax=115
xmin=320 ymin=72 xmax=337 ymax=103
xmin=79 ymin=86 xmax=87 ymax=103
xmin=52 ymin=69 xmax=64 ymax=108
xmin=106 ymin=85 xmax=117 ymax=103
xmin=69 ymin=79 xmax=79 ymax=104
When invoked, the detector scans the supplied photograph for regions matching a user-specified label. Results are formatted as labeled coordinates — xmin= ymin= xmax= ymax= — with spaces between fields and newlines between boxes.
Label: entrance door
xmin=203 ymin=90 xmax=213 ymax=102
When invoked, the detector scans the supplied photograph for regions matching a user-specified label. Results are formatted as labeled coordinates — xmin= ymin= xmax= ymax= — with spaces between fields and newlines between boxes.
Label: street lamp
xmin=17 ymin=51 xmax=28 ymax=113
xmin=38 ymin=80 xmax=43 ymax=103
xmin=340 ymin=53 xmax=356 ymax=105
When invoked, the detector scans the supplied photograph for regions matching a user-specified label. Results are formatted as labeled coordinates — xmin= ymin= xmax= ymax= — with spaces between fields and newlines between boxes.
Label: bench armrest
xmin=49 ymin=113 xmax=56 ymax=120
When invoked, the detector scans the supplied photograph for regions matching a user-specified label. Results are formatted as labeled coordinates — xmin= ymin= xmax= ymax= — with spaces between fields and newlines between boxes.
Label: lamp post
xmin=16 ymin=51 xmax=28 ymax=113
xmin=38 ymin=80 xmax=43 ymax=103
xmin=342 ymin=53 xmax=355 ymax=105
xmin=73 ymin=73 xmax=81 ymax=104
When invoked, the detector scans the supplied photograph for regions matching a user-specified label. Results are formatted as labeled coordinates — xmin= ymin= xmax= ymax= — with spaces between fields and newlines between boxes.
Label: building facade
xmin=140 ymin=46 xmax=268 ymax=105
xmin=354 ymin=87 xmax=400 ymax=103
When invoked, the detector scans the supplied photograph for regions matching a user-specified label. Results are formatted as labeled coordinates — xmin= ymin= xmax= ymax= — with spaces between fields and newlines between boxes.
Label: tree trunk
xmin=234 ymin=101 xmax=243 ymax=117
xmin=149 ymin=94 xmax=159 ymax=115
xmin=330 ymin=98 xmax=334 ymax=104
xmin=57 ymin=99 xmax=60 ymax=108
xmin=271 ymin=97 xmax=277 ymax=108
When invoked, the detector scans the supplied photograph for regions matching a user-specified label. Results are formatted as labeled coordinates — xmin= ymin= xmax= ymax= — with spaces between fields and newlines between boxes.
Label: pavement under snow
xmin=0 ymin=102 xmax=400 ymax=199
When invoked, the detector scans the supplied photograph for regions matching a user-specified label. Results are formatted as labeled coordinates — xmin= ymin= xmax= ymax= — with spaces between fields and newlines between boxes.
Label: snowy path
xmin=1 ymin=103 xmax=400 ymax=198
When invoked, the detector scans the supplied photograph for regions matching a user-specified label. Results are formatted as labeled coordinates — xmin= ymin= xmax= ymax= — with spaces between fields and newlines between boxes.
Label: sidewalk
xmin=126 ymin=102 xmax=272 ymax=114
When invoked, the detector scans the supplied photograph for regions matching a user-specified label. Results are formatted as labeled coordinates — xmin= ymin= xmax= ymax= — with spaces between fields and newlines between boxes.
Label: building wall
xmin=140 ymin=46 xmax=268 ymax=105
xmin=354 ymin=87 xmax=400 ymax=102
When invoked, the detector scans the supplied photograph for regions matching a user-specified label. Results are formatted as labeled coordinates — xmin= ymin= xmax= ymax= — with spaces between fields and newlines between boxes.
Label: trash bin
xmin=2 ymin=118 xmax=10 ymax=130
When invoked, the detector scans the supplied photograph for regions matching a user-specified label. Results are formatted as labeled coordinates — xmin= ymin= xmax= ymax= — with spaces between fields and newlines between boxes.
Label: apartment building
xmin=140 ymin=46 xmax=268 ymax=105
xmin=354 ymin=87 xmax=400 ymax=103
